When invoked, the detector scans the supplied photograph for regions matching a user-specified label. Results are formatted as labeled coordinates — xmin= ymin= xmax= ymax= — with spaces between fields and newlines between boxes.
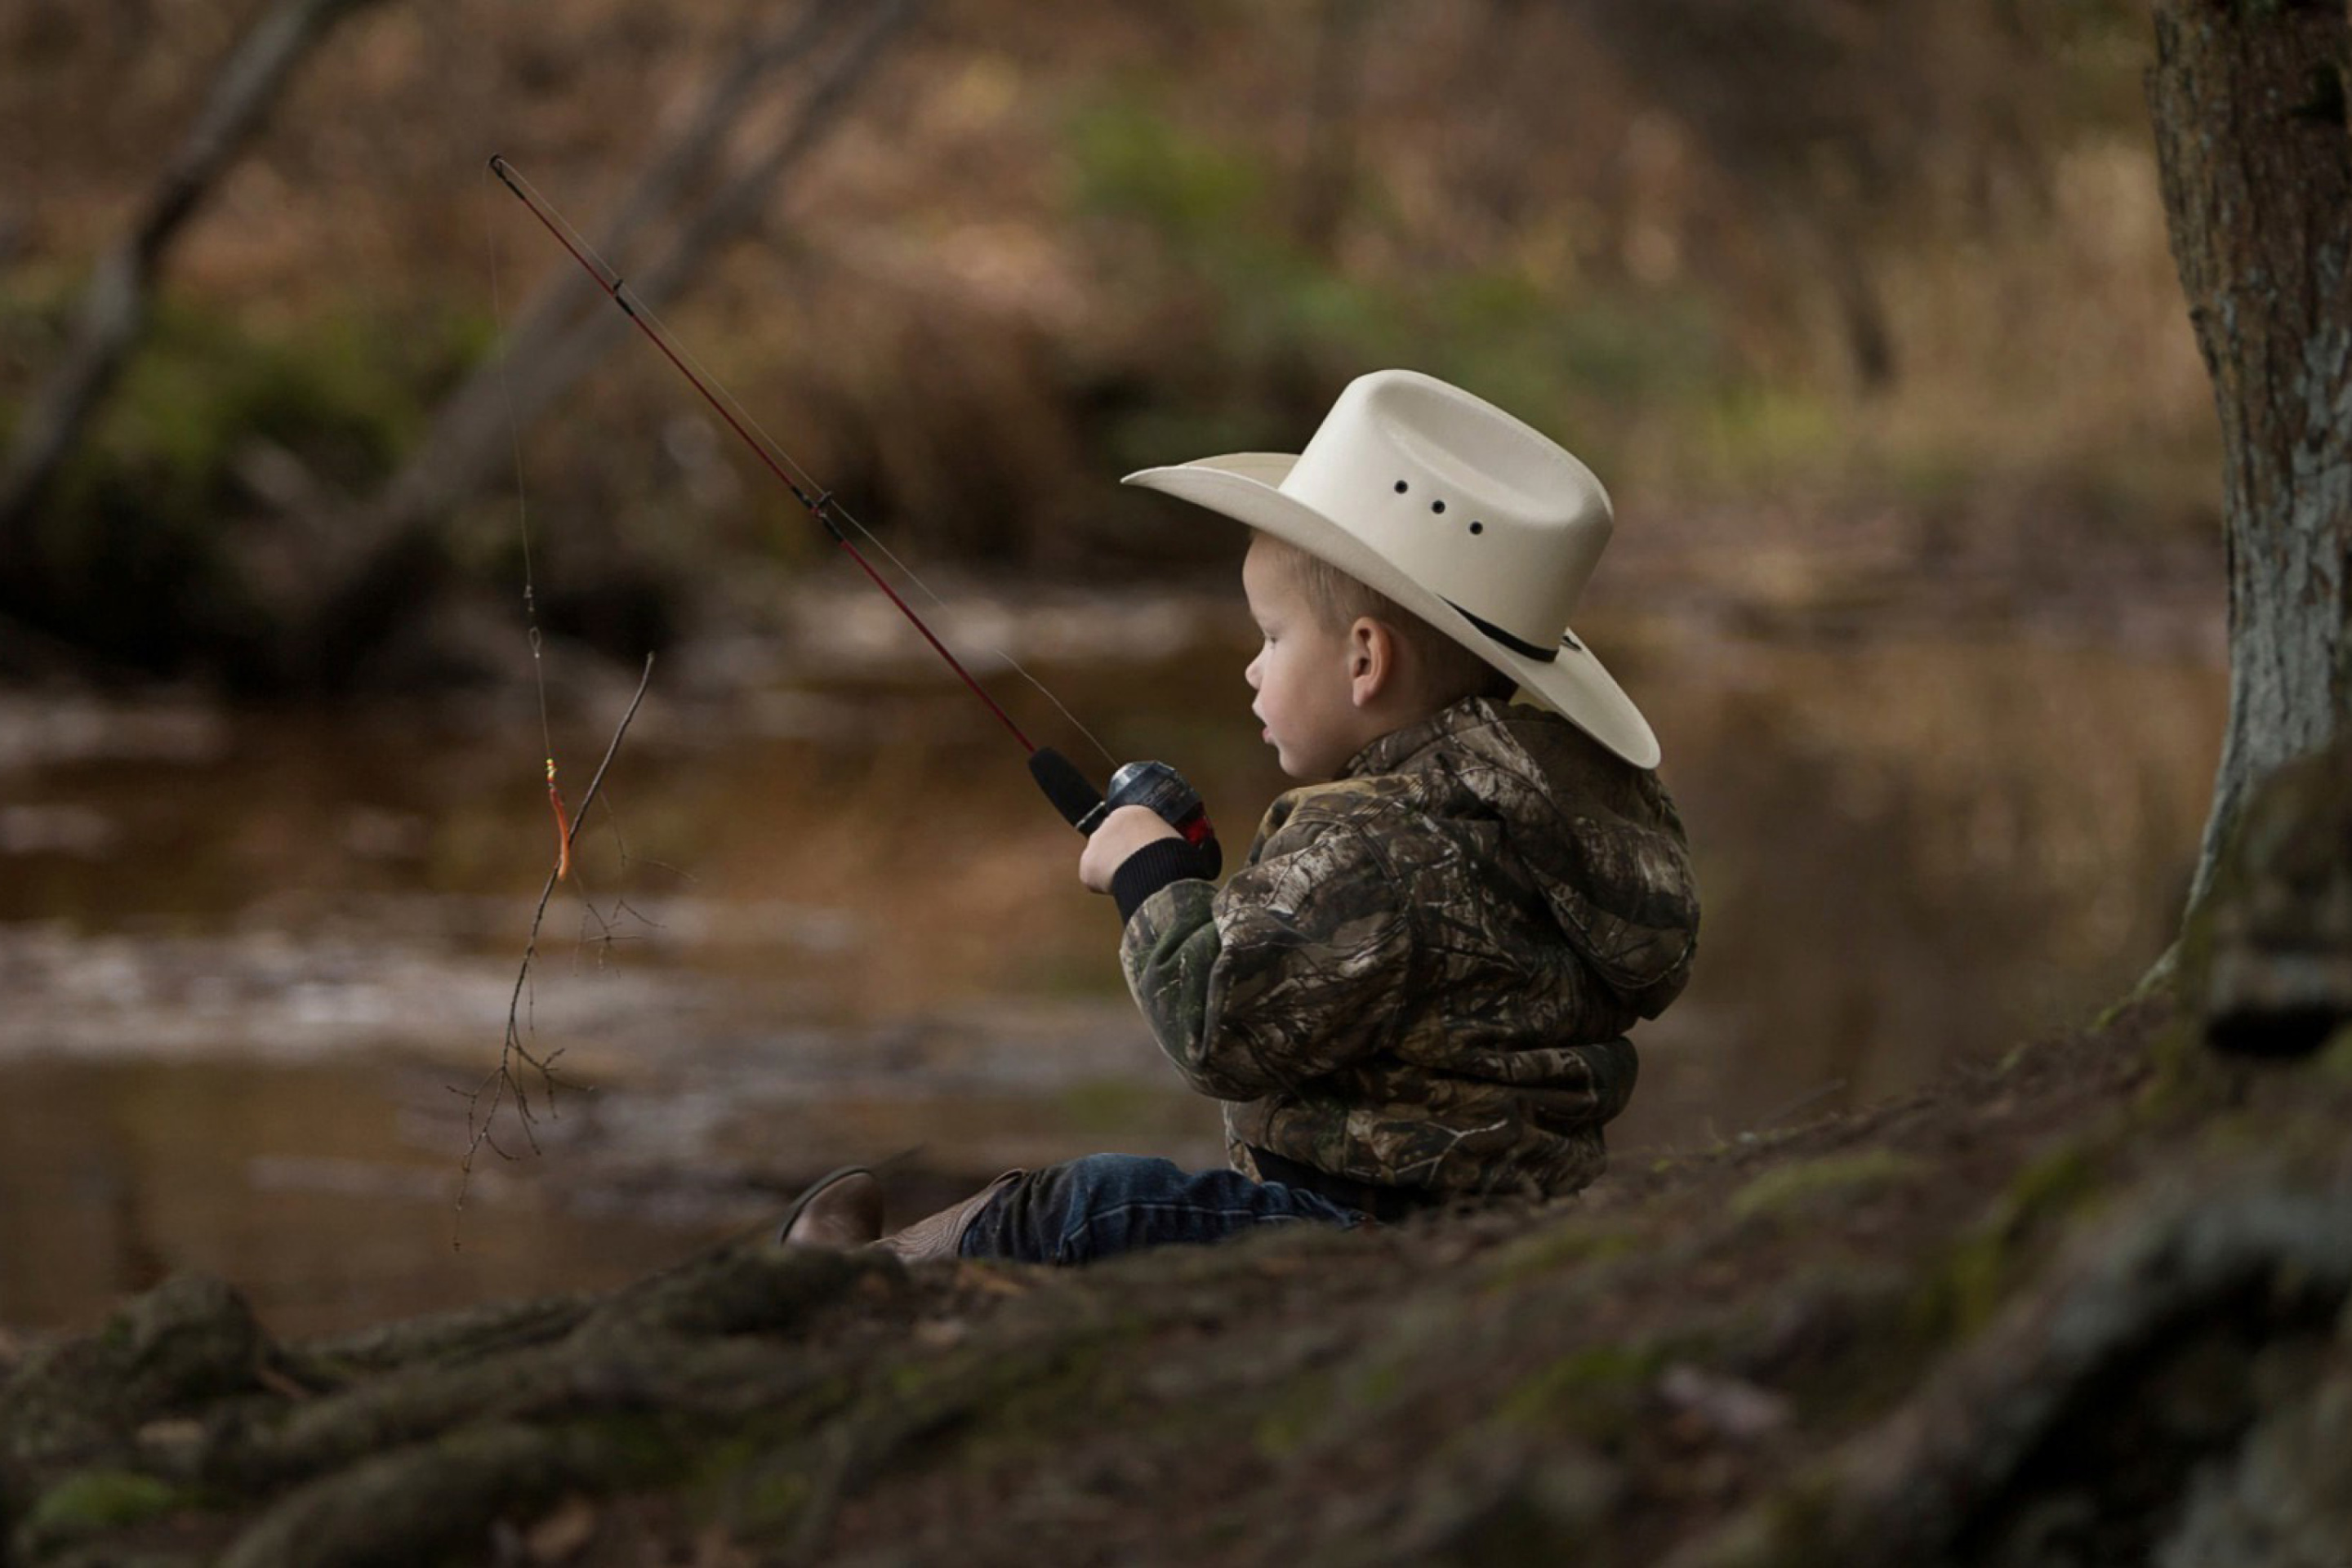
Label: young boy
xmin=782 ymin=369 xmax=1699 ymax=1264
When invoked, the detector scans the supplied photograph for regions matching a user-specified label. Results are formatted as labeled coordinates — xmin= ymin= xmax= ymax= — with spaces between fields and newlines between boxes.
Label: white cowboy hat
xmin=1122 ymin=368 xmax=1660 ymax=768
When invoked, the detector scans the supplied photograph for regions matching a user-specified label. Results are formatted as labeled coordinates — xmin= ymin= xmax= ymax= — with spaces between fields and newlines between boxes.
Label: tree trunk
xmin=354 ymin=0 xmax=865 ymax=561
xmin=286 ymin=0 xmax=922 ymax=688
xmin=0 ymin=0 xmax=389 ymax=558
xmin=2148 ymin=0 xmax=2352 ymax=912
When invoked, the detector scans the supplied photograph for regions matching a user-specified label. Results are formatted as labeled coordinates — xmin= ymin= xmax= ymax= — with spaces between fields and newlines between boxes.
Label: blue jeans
xmin=959 ymin=1154 xmax=1368 ymax=1266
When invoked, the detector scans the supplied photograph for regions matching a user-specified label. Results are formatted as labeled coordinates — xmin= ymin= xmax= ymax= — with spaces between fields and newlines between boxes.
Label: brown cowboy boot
xmin=777 ymin=1166 xmax=884 ymax=1249
xmin=875 ymin=1170 xmax=1024 ymax=1264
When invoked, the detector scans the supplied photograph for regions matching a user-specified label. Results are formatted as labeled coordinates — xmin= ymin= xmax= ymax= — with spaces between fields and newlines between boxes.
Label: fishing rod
xmin=487 ymin=155 xmax=1214 ymax=850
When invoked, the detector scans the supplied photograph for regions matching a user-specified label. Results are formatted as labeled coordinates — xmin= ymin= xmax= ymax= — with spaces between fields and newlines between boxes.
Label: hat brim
xmin=1125 ymin=453 xmax=1660 ymax=770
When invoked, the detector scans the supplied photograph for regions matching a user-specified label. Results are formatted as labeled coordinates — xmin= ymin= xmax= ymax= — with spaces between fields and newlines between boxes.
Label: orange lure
xmin=546 ymin=757 xmax=573 ymax=880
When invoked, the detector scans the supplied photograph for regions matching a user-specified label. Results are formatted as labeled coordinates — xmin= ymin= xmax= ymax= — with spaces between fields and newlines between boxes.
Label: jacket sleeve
xmin=1117 ymin=812 xmax=1414 ymax=1101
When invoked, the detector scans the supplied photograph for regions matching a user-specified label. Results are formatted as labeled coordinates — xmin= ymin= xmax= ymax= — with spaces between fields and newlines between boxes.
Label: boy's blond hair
xmin=1261 ymin=536 xmax=1517 ymax=709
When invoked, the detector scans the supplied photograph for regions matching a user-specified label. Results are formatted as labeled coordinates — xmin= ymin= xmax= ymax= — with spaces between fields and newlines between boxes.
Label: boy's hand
xmin=1079 ymin=805 xmax=1183 ymax=894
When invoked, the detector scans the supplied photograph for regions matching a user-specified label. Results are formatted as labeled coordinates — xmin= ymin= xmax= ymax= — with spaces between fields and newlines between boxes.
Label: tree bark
xmin=0 ymin=0 xmax=390 ymax=557
xmin=2148 ymin=0 xmax=2352 ymax=911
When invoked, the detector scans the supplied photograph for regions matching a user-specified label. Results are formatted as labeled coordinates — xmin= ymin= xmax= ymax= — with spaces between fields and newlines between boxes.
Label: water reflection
xmin=1619 ymin=629 xmax=2220 ymax=1148
xmin=0 ymin=1059 xmax=726 ymax=1340
xmin=0 ymin=612 xmax=2222 ymax=1335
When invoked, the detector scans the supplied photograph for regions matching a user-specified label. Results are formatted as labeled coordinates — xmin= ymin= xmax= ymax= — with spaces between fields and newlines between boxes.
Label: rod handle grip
xmin=1030 ymin=747 xmax=1109 ymax=834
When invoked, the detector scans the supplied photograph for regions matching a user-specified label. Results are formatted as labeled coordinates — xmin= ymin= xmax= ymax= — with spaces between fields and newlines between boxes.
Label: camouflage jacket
xmin=1120 ymin=695 xmax=1700 ymax=1200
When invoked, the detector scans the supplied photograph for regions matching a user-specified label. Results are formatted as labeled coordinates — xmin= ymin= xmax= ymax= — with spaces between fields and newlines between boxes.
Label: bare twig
xmin=455 ymin=653 xmax=657 ymax=1244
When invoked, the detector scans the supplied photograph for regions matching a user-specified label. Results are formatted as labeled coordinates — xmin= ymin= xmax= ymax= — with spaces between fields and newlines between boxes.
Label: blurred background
xmin=0 ymin=0 xmax=2224 ymax=1337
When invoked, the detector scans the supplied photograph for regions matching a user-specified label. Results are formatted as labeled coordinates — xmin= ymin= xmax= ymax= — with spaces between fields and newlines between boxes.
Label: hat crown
xmin=1279 ymin=371 xmax=1611 ymax=649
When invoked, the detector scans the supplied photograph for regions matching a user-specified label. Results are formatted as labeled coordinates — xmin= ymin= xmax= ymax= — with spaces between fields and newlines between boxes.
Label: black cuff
xmin=1110 ymin=836 xmax=1221 ymax=924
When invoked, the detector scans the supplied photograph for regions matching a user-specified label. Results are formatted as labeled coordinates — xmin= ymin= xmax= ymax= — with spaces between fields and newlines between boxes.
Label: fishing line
xmin=486 ymin=161 xmax=582 ymax=891
xmin=489 ymin=164 xmax=663 ymax=947
xmin=615 ymin=290 xmax=1120 ymax=769
xmin=488 ymin=155 xmax=1116 ymax=768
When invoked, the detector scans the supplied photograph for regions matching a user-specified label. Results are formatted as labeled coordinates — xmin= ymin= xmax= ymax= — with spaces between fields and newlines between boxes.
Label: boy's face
xmin=1242 ymin=537 xmax=1369 ymax=782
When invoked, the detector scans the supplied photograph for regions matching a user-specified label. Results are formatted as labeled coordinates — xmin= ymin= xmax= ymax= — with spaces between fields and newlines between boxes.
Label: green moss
xmin=2150 ymin=881 xmax=2226 ymax=1100
xmin=885 ymin=1361 xmax=936 ymax=1400
xmin=1498 ymin=1342 xmax=1671 ymax=1441
xmin=915 ymin=1334 xmax=1124 ymax=1462
xmin=730 ymin=1466 xmax=811 ymax=1539
xmin=2007 ymin=1140 xmax=2104 ymax=1218
xmin=1913 ymin=1141 xmax=2105 ymax=1343
xmin=2136 ymin=1009 xmax=2230 ymax=1119
xmin=688 ymin=1405 xmax=847 ymax=1539
xmin=1706 ymin=1472 xmax=1842 ymax=1568
xmin=15 ymin=295 xmax=481 ymax=674
xmin=2313 ymin=1023 xmax=2352 ymax=1085
xmin=1726 ymin=1150 xmax=1926 ymax=1225
xmin=20 ymin=1468 xmax=193 ymax=1549
xmin=1350 ymin=1361 xmax=1402 ymax=1409
xmin=100 ymin=298 xmax=467 ymax=483
xmin=1251 ymin=1369 xmax=1334 ymax=1459
xmin=574 ymin=1412 xmax=693 ymax=1482
xmin=1476 ymin=1220 xmax=1646 ymax=1293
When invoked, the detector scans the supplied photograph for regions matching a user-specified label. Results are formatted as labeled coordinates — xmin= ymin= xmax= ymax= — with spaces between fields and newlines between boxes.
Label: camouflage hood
xmin=1117 ymin=693 xmax=1700 ymax=1200
xmin=1346 ymin=697 xmax=1699 ymax=1016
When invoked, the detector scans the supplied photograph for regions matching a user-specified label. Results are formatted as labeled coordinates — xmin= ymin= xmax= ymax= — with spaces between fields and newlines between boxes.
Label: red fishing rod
xmin=487 ymin=155 xmax=1213 ymax=849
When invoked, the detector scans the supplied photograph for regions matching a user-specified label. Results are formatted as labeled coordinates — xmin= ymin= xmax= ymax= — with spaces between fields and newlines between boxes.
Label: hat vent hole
xmin=1393 ymin=480 xmax=1408 ymax=493
xmin=1431 ymin=501 xmax=1446 ymax=514
xmin=1469 ymin=520 xmax=1485 ymax=535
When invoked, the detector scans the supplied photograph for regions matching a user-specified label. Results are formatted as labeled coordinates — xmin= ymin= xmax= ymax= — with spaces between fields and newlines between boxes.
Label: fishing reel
xmin=1029 ymin=748 xmax=1218 ymax=851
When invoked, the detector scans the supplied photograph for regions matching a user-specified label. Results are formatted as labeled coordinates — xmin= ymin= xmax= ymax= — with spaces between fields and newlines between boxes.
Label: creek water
xmin=0 ymin=590 xmax=2224 ymax=1338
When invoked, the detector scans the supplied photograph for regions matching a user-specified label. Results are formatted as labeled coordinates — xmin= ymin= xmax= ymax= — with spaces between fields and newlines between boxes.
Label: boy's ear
xmin=1347 ymin=617 xmax=1394 ymax=708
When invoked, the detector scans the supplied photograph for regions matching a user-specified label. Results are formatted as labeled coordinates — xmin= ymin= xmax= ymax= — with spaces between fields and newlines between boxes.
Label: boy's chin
xmin=1267 ymin=732 xmax=1343 ymax=782
xmin=1276 ymin=753 xmax=1335 ymax=783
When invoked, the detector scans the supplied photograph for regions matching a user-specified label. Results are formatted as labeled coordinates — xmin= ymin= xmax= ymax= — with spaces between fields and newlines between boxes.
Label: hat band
xmin=1445 ymin=599 xmax=1558 ymax=664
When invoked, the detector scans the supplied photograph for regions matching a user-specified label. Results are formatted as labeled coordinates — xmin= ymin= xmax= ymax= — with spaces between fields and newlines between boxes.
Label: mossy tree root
xmin=1 ymin=1242 xmax=902 ymax=1568
xmin=1673 ymin=1182 xmax=2352 ymax=1567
